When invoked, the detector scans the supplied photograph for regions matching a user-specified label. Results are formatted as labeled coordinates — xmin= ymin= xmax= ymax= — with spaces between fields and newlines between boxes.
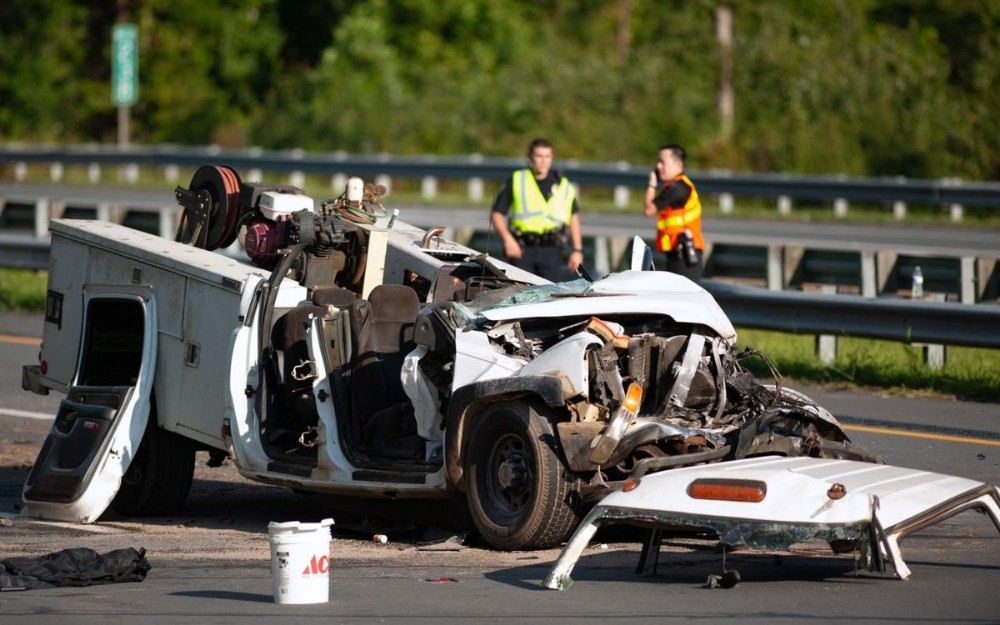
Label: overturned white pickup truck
xmin=22 ymin=166 xmax=882 ymax=550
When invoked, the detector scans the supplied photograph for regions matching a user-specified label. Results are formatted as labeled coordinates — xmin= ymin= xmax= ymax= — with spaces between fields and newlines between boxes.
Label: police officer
xmin=643 ymin=144 xmax=704 ymax=281
xmin=491 ymin=138 xmax=584 ymax=282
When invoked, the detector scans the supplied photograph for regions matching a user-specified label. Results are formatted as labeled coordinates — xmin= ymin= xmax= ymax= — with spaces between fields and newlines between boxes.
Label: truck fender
xmin=444 ymin=375 xmax=565 ymax=492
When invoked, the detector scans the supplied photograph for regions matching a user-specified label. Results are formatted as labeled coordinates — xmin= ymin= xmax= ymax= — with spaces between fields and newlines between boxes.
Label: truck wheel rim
xmin=484 ymin=433 xmax=533 ymax=521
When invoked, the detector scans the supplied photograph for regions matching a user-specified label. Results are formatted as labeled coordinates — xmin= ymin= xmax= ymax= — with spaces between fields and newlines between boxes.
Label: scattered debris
xmin=423 ymin=576 xmax=459 ymax=583
xmin=416 ymin=534 xmax=466 ymax=552
xmin=0 ymin=518 xmax=13 ymax=528
xmin=704 ymin=570 xmax=741 ymax=589
xmin=372 ymin=534 xmax=389 ymax=544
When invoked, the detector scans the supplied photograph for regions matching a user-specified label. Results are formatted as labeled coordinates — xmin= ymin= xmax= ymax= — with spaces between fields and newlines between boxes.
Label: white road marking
xmin=0 ymin=407 xmax=53 ymax=421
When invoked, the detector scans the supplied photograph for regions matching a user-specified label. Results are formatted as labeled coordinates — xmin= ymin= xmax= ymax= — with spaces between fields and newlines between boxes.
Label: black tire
xmin=110 ymin=404 xmax=196 ymax=516
xmin=464 ymin=400 xmax=581 ymax=550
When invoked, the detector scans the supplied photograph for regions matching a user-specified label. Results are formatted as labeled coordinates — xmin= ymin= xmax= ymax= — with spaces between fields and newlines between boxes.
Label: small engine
xmin=244 ymin=191 xmax=316 ymax=268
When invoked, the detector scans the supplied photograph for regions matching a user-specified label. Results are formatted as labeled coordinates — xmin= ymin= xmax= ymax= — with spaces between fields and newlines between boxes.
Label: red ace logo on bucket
xmin=302 ymin=554 xmax=330 ymax=575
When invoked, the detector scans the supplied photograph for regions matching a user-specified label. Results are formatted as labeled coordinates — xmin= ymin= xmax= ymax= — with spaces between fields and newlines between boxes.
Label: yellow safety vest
xmin=508 ymin=169 xmax=575 ymax=234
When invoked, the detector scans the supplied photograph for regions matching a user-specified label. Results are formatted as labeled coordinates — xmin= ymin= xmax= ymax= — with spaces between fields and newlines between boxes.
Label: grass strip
xmin=736 ymin=327 xmax=1000 ymax=403
xmin=0 ymin=269 xmax=47 ymax=311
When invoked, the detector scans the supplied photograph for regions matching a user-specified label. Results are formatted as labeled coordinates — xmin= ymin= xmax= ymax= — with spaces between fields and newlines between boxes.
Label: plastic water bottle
xmin=911 ymin=265 xmax=924 ymax=299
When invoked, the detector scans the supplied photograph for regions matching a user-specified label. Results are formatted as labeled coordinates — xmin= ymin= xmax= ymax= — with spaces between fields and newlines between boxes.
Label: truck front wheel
xmin=464 ymin=401 xmax=581 ymax=550
xmin=111 ymin=404 xmax=195 ymax=517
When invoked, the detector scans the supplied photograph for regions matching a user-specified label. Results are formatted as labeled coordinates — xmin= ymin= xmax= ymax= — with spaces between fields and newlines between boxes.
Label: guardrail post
xmin=34 ymin=197 xmax=50 ymax=239
xmin=468 ymin=176 xmax=484 ymax=202
xmin=777 ymin=195 xmax=792 ymax=216
xmin=165 ymin=164 xmax=179 ymax=184
xmin=14 ymin=162 xmax=27 ymax=181
xmin=376 ymin=174 xmax=392 ymax=195
xmin=96 ymin=202 xmax=112 ymax=223
xmin=892 ymin=200 xmax=907 ymax=221
xmin=88 ymin=163 xmax=101 ymax=184
xmin=815 ymin=284 xmax=837 ymax=365
xmin=861 ymin=251 xmax=877 ymax=297
xmin=766 ymin=245 xmax=782 ymax=290
xmin=833 ymin=197 xmax=848 ymax=218
xmin=159 ymin=208 xmax=177 ymax=239
xmin=719 ymin=193 xmax=734 ymax=215
xmin=960 ymin=256 xmax=976 ymax=304
xmin=331 ymin=173 xmax=346 ymax=193
xmin=922 ymin=293 xmax=946 ymax=370
xmin=49 ymin=162 xmax=64 ymax=183
xmin=949 ymin=203 xmax=963 ymax=222
xmin=613 ymin=185 xmax=629 ymax=209
xmin=421 ymin=176 xmax=438 ymax=200
xmin=124 ymin=163 xmax=139 ymax=184
xmin=593 ymin=236 xmax=611 ymax=277
xmin=289 ymin=170 xmax=305 ymax=188
xmin=468 ymin=153 xmax=485 ymax=202
xmin=245 ymin=168 xmax=262 ymax=183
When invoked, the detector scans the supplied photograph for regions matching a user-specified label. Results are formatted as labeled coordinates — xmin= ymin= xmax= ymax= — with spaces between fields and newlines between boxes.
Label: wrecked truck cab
xmin=23 ymin=166 xmax=875 ymax=551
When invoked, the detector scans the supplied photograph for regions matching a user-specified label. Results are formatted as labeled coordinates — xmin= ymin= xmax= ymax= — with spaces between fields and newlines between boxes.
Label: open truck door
xmin=22 ymin=288 xmax=157 ymax=523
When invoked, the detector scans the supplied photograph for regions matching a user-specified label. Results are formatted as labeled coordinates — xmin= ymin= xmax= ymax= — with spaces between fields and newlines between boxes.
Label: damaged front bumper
xmin=543 ymin=456 xmax=1000 ymax=590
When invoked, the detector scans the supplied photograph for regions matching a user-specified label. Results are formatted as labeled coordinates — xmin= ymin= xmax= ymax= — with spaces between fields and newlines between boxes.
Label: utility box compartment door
xmin=22 ymin=290 xmax=157 ymax=523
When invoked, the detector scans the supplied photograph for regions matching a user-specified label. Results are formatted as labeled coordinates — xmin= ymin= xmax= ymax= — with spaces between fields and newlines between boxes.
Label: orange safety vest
xmin=655 ymin=173 xmax=704 ymax=252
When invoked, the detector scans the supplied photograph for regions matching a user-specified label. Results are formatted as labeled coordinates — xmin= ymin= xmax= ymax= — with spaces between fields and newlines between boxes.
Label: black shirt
xmin=491 ymin=170 xmax=581 ymax=215
xmin=653 ymin=174 xmax=692 ymax=211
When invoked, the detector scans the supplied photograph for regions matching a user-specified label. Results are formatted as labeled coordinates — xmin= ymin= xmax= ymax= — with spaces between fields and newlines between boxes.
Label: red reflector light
xmin=687 ymin=478 xmax=766 ymax=502
xmin=83 ymin=420 xmax=100 ymax=431
xmin=40 ymin=360 xmax=48 ymax=375
xmin=622 ymin=478 xmax=641 ymax=492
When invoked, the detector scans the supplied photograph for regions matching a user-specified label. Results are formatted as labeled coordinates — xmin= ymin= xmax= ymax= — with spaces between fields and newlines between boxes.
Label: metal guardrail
xmin=2 ymin=185 xmax=997 ymax=303
xmin=703 ymin=281 xmax=1000 ymax=349
xmin=5 ymin=223 xmax=996 ymax=349
xmin=3 ymin=144 xmax=1000 ymax=214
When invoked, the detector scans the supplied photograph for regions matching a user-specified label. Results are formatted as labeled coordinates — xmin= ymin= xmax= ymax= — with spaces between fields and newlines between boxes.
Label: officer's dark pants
xmin=663 ymin=249 xmax=704 ymax=282
xmin=510 ymin=245 xmax=574 ymax=282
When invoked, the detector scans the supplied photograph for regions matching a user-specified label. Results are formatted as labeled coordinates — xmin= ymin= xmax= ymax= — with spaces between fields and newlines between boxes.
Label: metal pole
xmin=118 ymin=105 xmax=129 ymax=147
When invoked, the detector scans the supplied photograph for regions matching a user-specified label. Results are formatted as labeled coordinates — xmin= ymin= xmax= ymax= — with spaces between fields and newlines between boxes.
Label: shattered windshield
xmin=446 ymin=279 xmax=593 ymax=329
xmin=467 ymin=279 xmax=592 ymax=313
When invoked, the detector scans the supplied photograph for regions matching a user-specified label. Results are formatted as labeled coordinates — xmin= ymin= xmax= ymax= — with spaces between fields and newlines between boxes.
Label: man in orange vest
xmin=643 ymin=144 xmax=704 ymax=281
xmin=491 ymin=138 xmax=585 ymax=282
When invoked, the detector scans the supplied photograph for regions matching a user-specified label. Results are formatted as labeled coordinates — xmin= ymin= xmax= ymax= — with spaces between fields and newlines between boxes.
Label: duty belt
xmin=513 ymin=228 xmax=565 ymax=247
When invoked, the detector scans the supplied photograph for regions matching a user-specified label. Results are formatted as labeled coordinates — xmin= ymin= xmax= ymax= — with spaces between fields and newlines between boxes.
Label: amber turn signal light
xmin=687 ymin=478 xmax=767 ymax=502
xmin=622 ymin=382 xmax=643 ymax=414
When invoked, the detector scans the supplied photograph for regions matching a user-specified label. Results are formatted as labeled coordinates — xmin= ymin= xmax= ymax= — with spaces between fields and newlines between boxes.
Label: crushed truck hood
xmin=543 ymin=457 xmax=1000 ymax=589
xmin=478 ymin=271 xmax=737 ymax=340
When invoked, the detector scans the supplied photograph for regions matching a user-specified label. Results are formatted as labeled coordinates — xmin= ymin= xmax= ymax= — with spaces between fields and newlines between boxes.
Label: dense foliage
xmin=1 ymin=0 xmax=997 ymax=178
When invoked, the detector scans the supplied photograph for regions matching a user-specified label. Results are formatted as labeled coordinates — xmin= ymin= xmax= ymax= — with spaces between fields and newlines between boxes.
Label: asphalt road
xmin=1 ymin=312 xmax=998 ymax=624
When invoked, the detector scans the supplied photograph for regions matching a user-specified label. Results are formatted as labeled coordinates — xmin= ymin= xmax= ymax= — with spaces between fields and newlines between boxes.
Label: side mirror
xmin=628 ymin=236 xmax=656 ymax=271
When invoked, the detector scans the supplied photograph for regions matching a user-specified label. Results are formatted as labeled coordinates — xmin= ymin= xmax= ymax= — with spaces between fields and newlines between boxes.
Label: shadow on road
xmin=171 ymin=590 xmax=273 ymax=603
xmin=485 ymin=548 xmax=872 ymax=591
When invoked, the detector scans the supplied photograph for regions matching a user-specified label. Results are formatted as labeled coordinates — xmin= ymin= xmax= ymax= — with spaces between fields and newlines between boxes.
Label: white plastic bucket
xmin=267 ymin=518 xmax=334 ymax=604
